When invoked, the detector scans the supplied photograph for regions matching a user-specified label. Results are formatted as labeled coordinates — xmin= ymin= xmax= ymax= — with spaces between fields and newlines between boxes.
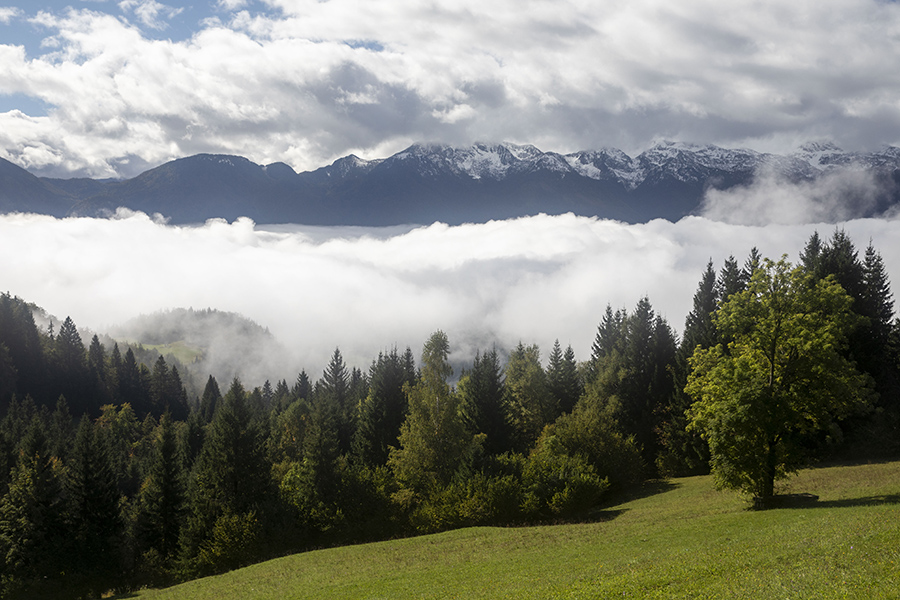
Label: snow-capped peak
xmin=791 ymin=141 xmax=847 ymax=169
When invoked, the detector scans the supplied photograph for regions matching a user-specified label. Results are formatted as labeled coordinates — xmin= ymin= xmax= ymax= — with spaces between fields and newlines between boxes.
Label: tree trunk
xmin=755 ymin=444 xmax=777 ymax=509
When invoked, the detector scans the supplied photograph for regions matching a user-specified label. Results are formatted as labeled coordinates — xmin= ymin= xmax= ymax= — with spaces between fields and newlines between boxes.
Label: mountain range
xmin=2 ymin=141 xmax=899 ymax=225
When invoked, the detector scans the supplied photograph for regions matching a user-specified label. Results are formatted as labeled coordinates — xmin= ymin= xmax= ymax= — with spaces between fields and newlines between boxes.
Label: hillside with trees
xmin=0 ymin=230 xmax=897 ymax=598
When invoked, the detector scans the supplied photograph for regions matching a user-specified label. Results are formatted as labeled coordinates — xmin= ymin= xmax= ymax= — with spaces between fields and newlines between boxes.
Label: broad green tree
xmin=389 ymin=331 xmax=477 ymax=492
xmin=504 ymin=342 xmax=553 ymax=451
xmin=686 ymin=257 xmax=873 ymax=504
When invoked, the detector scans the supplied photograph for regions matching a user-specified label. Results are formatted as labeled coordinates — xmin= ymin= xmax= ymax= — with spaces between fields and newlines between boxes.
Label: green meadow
xmin=134 ymin=341 xmax=204 ymax=365
xmin=132 ymin=460 xmax=900 ymax=600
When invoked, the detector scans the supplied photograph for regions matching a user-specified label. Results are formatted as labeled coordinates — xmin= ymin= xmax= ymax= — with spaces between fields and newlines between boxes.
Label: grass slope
xmin=133 ymin=461 xmax=900 ymax=599
xmin=139 ymin=341 xmax=204 ymax=365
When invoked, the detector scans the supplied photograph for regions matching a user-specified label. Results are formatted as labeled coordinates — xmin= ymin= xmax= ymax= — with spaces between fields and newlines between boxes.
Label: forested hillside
xmin=0 ymin=230 xmax=897 ymax=598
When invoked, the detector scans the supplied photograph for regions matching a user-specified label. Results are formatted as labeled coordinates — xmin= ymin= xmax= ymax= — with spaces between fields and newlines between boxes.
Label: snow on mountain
xmin=322 ymin=139 xmax=900 ymax=191
xmin=564 ymin=148 xmax=640 ymax=187
xmin=791 ymin=141 xmax=849 ymax=169
xmin=325 ymin=154 xmax=382 ymax=177
xmin=15 ymin=139 xmax=900 ymax=226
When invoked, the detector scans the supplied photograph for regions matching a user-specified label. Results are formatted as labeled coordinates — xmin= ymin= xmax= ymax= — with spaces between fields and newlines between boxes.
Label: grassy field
xmin=132 ymin=340 xmax=204 ymax=365
xmin=131 ymin=460 xmax=900 ymax=599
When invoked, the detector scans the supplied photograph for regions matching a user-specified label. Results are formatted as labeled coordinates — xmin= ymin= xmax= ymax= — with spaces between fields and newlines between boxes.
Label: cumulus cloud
xmin=0 ymin=0 xmax=899 ymax=176
xmin=1 ymin=211 xmax=896 ymax=384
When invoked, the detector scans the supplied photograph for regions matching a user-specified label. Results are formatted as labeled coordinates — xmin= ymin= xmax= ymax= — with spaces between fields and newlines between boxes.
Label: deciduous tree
xmin=686 ymin=257 xmax=873 ymax=505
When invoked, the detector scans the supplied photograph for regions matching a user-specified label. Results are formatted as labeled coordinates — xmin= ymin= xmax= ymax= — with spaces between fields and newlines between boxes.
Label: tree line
xmin=0 ymin=229 xmax=897 ymax=598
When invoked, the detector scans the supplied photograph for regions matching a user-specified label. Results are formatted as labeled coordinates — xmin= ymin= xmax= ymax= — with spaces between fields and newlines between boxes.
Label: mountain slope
xmin=0 ymin=157 xmax=75 ymax=216
xmin=2 ymin=141 xmax=899 ymax=225
xmin=132 ymin=460 xmax=900 ymax=599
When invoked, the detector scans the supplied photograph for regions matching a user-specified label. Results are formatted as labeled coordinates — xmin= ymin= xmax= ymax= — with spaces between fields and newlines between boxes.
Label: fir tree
xmin=67 ymin=416 xmax=124 ymax=591
xmin=199 ymin=375 xmax=222 ymax=424
xmin=0 ymin=294 xmax=48 ymax=406
xmin=0 ymin=417 xmax=68 ymax=588
xmin=353 ymin=348 xmax=416 ymax=467
xmin=716 ymin=255 xmax=744 ymax=303
xmin=319 ymin=349 xmax=353 ymax=455
xmin=658 ymin=262 xmax=716 ymax=475
xmin=458 ymin=348 xmax=509 ymax=456
xmin=181 ymin=378 xmax=270 ymax=573
xmin=547 ymin=340 xmax=583 ymax=416
xmin=53 ymin=317 xmax=91 ymax=414
xmin=138 ymin=413 xmax=185 ymax=566
xmin=291 ymin=370 xmax=312 ymax=403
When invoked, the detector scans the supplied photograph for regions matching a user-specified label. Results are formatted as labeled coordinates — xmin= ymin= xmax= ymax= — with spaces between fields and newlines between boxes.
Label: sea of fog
xmin=2 ymin=205 xmax=898 ymax=382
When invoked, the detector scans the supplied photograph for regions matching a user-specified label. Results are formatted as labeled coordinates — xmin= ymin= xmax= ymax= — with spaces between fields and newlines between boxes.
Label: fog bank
xmin=1 ymin=209 xmax=897 ymax=383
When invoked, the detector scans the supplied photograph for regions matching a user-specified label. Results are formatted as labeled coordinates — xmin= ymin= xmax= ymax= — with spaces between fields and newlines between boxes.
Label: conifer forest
xmin=0 ymin=230 xmax=897 ymax=598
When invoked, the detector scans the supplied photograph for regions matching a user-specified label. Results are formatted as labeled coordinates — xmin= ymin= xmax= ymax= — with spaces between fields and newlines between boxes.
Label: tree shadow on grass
xmin=603 ymin=479 xmax=680 ymax=507
xmin=572 ymin=507 xmax=628 ymax=524
xmin=760 ymin=493 xmax=900 ymax=510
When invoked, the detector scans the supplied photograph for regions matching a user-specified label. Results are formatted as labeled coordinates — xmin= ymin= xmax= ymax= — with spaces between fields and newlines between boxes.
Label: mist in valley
xmin=2 ymin=175 xmax=898 ymax=387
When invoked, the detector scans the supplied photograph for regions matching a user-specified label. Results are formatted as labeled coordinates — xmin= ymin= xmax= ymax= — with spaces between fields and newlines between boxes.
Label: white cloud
xmin=1 ymin=1 xmax=900 ymax=177
xmin=217 ymin=0 xmax=249 ymax=10
xmin=0 ymin=7 xmax=20 ymax=24
xmin=700 ymin=167 xmax=893 ymax=225
xmin=118 ymin=0 xmax=183 ymax=30
xmin=1 ymin=211 xmax=896 ymax=383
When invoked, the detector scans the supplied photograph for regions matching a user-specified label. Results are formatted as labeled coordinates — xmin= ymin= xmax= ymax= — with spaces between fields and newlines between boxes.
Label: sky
xmin=2 ymin=0 xmax=900 ymax=177
xmin=1 ymin=1 xmax=899 ymax=383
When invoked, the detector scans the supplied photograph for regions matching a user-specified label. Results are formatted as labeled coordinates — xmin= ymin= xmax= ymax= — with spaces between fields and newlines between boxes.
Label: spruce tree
xmin=291 ymin=370 xmax=312 ymax=403
xmin=319 ymin=349 xmax=353 ymax=455
xmin=199 ymin=375 xmax=222 ymax=424
xmin=181 ymin=378 xmax=270 ymax=574
xmin=658 ymin=262 xmax=716 ymax=475
xmin=547 ymin=340 xmax=582 ymax=416
xmin=717 ymin=255 xmax=744 ymax=303
xmin=458 ymin=348 xmax=509 ymax=456
xmin=67 ymin=416 xmax=123 ymax=591
xmin=53 ymin=317 xmax=90 ymax=414
xmin=0 ymin=417 xmax=68 ymax=588
xmin=0 ymin=294 xmax=48 ymax=406
xmin=353 ymin=348 xmax=416 ymax=467
xmin=858 ymin=243 xmax=900 ymax=432
xmin=87 ymin=334 xmax=112 ymax=406
xmin=151 ymin=355 xmax=171 ymax=415
xmin=138 ymin=413 xmax=184 ymax=567
xmin=586 ymin=298 xmax=676 ymax=471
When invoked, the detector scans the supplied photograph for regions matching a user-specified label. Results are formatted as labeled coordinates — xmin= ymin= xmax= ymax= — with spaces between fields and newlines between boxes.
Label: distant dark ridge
xmin=2 ymin=141 xmax=899 ymax=225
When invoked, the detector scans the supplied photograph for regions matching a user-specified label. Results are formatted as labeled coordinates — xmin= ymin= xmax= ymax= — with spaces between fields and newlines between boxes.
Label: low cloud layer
xmin=2 ymin=1 xmax=900 ymax=177
xmin=1 ymin=210 xmax=897 ymax=383
xmin=700 ymin=167 xmax=897 ymax=225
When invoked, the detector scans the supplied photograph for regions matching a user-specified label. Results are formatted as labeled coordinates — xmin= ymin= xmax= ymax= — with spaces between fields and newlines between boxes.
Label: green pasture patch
xmin=132 ymin=460 xmax=900 ymax=600
xmin=135 ymin=340 xmax=204 ymax=365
